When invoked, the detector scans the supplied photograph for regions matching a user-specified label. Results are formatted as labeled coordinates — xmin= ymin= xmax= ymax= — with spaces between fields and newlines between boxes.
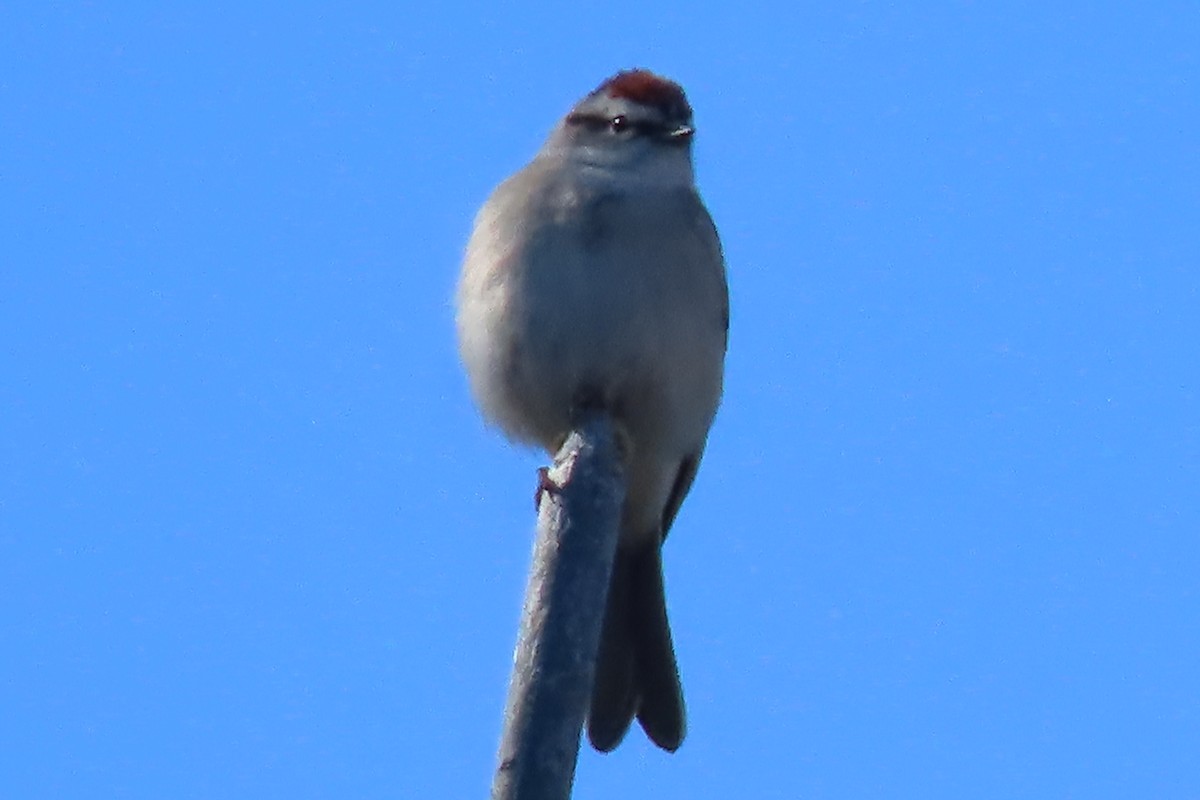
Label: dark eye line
xmin=565 ymin=112 xmax=665 ymax=138
xmin=565 ymin=112 xmax=608 ymax=131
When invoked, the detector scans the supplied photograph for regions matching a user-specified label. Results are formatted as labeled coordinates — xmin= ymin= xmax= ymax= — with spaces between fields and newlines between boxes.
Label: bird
xmin=456 ymin=69 xmax=728 ymax=752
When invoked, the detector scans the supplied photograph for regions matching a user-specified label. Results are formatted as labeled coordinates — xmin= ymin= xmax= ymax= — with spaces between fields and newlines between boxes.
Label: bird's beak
xmin=668 ymin=124 xmax=695 ymax=141
xmin=663 ymin=124 xmax=694 ymax=146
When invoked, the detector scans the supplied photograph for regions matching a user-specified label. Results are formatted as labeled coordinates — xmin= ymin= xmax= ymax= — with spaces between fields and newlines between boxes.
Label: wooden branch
xmin=491 ymin=411 xmax=625 ymax=800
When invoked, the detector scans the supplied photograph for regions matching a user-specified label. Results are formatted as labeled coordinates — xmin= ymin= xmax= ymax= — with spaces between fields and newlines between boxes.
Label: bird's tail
xmin=587 ymin=544 xmax=686 ymax=752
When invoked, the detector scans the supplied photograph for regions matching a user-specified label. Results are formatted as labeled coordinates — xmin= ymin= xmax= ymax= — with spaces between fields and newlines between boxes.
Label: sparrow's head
xmin=545 ymin=70 xmax=697 ymax=182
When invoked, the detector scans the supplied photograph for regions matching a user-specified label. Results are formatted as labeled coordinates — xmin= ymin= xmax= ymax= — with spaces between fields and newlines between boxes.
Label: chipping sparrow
xmin=457 ymin=69 xmax=728 ymax=752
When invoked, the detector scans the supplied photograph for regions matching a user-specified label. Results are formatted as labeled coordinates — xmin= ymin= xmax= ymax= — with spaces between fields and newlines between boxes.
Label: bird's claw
xmin=534 ymin=466 xmax=562 ymax=510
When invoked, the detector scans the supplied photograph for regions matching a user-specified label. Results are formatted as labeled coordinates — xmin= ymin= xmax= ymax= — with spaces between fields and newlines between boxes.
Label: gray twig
xmin=491 ymin=411 xmax=625 ymax=800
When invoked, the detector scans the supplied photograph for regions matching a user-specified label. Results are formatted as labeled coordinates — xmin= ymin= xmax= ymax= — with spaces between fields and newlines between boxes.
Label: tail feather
xmin=587 ymin=545 xmax=685 ymax=752
xmin=630 ymin=547 xmax=685 ymax=750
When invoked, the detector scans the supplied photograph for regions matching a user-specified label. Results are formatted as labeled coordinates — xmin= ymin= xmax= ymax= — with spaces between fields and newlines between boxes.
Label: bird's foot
xmin=534 ymin=466 xmax=562 ymax=510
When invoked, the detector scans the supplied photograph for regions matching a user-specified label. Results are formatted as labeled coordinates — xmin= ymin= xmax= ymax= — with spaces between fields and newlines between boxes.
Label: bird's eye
xmin=609 ymin=115 xmax=629 ymax=133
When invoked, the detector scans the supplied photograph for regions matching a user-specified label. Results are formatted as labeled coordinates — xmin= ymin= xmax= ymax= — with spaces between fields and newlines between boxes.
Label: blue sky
xmin=2 ymin=3 xmax=1198 ymax=798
